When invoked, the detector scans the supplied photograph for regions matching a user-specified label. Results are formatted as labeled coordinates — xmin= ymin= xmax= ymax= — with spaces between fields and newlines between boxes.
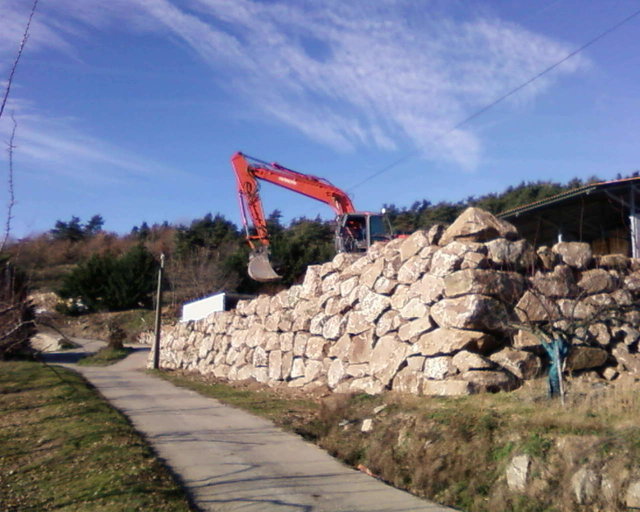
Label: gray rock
xmin=486 ymin=238 xmax=535 ymax=269
xmin=376 ymin=310 xmax=402 ymax=337
xmin=322 ymin=315 xmax=346 ymax=340
xmin=431 ymin=294 xmax=509 ymax=331
xmin=566 ymin=345 xmax=608 ymax=371
xmin=399 ymin=230 xmax=430 ymax=260
xmin=409 ymin=274 xmax=445 ymax=304
xmin=398 ymin=316 xmax=434 ymax=342
xmin=422 ymin=379 xmax=473 ymax=396
xmin=552 ymin=242 xmax=592 ymax=269
xmin=515 ymin=290 xmax=560 ymax=322
xmin=305 ymin=336 xmax=327 ymax=360
xmin=360 ymin=258 xmax=384 ymax=289
xmin=462 ymin=370 xmax=518 ymax=392
xmin=374 ymin=276 xmax=398 ymax=295
xmin=613 ymin=344 xmax=640 ymax=373
xmin=328 ymin=333 xmax=351 ymax=360
xmin=490 ymin=347 xmax=541 ymax=380
xmin=414 ymin=327 xmax=497 ymax=356
xmin=348 ymin=331 xmax=375 ymax=364
xmin=359 ymin=289 xmax=391 ymax=322
xmin=452 ymin=351 xmax=494 ymax=372
xmin=293 ymin=332 xmax=309 ymax=356
xmin=531 ymin=265 xmax=577 ymax=298
xmin=397 ymin=255 xmax=430 ymax=284
xmin=327 ymin=359 xmax=346 ymax=388
xmin=392 ymin=368 xmax=424 ymax=394
xmin=423 ymin=356 xmax=455 ymax=380
xmin=252 ymin=346 xmax=268 ymax=367
xmin=346 ymin=311 xmax=370 ymax=335
xmin=370 ymin=334 xmax=409 ymax=385
xmin=571 ymin=466 xmax=598 ymax=505
xmin=268 ymin=350 xmax=283 ymax=380
xmin=625 ymin=480 xmax=640 ymax=508
xmin=399 ymin=297 xmax=429 ymax=319
xmin=506 ymin=454 xmax=530 ymax=492
xmin=444 ymin=269 xmax=524 ymax=303
xmin=439 ymin=207 xmax=518 ymax=245
xmin=578 ymin=268 xmax=618 ymax=294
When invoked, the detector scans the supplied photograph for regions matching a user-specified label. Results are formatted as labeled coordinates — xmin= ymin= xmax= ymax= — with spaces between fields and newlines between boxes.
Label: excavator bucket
xmin=248 ymin=249 xmax=281 ymax=282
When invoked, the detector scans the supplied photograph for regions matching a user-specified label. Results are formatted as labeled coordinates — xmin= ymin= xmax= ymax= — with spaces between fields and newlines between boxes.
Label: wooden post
xmin=631 ymin=187 xmax=639 ymax=259
xmin=152 ymin=253 xmax=165 ymax=370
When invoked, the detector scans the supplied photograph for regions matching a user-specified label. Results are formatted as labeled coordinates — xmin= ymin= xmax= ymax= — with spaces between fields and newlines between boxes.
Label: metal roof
xmin=499 ymin=176 xmax=640 ymax=218
xmin=498 ymin=176 xmax=640 ymax=252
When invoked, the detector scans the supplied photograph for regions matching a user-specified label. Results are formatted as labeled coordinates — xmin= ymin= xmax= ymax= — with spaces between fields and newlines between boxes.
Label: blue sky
xmin=1 ymin=0 xmax=640 ymax=238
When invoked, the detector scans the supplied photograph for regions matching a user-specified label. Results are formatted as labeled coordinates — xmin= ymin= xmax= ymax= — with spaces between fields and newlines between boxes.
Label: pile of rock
xmin=153 ymin=207 xmax=640 ymax=396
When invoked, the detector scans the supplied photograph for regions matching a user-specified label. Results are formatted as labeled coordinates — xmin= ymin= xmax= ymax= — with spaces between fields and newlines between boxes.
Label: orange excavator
xmin=231 ymin=152 xmax=392 ymax=282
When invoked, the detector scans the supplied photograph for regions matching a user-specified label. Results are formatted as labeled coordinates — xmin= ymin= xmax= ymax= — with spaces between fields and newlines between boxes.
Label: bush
xmin=58 ymin=245 xmax=158 ymax=313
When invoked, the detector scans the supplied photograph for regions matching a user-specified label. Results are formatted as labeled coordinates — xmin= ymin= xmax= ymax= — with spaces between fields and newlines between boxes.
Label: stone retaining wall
xmin=149 ymin=208 xmax=640 ymax=395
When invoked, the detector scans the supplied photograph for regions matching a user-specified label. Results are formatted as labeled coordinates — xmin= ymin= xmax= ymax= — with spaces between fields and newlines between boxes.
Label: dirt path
xmin=46 ymin=344 xmax=456 ymax=512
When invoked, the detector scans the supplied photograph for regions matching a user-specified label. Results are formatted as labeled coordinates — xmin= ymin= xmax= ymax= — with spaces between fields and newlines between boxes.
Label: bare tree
xmin=1 ymin=114 xmax=17 ymax=252
xmin=0 ymin=0 xmax=39 ymax=121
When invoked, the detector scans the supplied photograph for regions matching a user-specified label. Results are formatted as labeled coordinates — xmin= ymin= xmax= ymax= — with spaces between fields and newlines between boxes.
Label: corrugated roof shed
xmin=499 ymin=176 xmax=640 ymax=257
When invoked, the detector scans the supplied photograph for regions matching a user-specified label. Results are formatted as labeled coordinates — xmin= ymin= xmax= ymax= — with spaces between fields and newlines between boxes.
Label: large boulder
xmin=486 ymin=238 xmax=536 ymax=269
xmin=552 ymin=242 xmax=592 ymax=269
xmin=531 ymin=265 xmax=578 ymax=298
xmin=443 ymin=269 xmax=524 ymax=303
xmin=578 ymin=269 xmax=618 ymax=294
xmin=413 ymin=327 xmax=497 ymax=356
xmin=439 ymin=207 xmax=518 ymax=245
xmin=431 ymin=294 xmax=509 ymax=331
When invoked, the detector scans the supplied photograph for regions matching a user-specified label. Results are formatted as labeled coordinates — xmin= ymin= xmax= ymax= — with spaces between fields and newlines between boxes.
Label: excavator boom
xmin=231 ymin=151 xmax=387 ymax=282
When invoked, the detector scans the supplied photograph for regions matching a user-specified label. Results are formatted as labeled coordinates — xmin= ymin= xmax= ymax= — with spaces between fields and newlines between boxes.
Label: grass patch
xmin=152 ymin=370 xmax=322 ymax=438
xmin=0 ymin=361 xmax=193 ymax=512
xmin=152 ymin=371 xmax=640 ymax=511
xmin=77 ymin=346 xmax=134 ymax=366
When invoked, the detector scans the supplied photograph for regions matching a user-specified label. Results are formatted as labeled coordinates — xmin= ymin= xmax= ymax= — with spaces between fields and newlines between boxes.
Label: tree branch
xmin=1 ymin=114 xmax=17 ymax=252
xmin=0 ymin=0 xmax=39 ymax=121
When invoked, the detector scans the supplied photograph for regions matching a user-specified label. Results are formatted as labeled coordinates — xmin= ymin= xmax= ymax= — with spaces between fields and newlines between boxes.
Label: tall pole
xmin=153 ymin=253 xmax=165 ymax=370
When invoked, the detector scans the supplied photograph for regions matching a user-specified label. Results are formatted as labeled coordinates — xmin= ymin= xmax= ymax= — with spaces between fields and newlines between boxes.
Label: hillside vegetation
xmin=8 ymin=177 xmax=610 ymax=312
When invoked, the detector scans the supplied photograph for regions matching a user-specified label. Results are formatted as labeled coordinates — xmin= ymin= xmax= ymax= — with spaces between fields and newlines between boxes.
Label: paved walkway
xmin=47 ymin=344 xmax=456 ymax=512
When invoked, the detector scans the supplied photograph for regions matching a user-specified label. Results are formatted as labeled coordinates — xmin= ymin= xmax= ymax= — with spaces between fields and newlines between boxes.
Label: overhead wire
xmin=348 ymin=4 xmax=640 ymax=193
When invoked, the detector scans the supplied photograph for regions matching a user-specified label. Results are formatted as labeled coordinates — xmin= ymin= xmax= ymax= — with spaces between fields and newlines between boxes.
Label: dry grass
xmin=157 ymin=370 xmax=640 ymax=512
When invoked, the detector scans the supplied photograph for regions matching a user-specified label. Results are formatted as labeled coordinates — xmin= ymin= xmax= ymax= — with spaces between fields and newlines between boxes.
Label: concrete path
xmin=47 ymin=344 xmax=456 ymax=512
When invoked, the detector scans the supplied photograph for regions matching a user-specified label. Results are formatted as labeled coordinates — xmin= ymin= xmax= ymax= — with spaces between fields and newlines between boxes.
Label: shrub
xmin=58 ymin=245 xmax=158 ymax=313
xmin=0 ymin=257 xmax=35 ymax=359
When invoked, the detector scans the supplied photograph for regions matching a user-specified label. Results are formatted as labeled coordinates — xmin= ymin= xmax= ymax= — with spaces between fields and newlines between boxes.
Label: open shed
xmin=499 ymin=177 xmax=640 ymax=257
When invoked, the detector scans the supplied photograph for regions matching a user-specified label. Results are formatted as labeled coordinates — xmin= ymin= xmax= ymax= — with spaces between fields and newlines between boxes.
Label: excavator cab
xmin=336 ymin=213 xmax=390 ymax=253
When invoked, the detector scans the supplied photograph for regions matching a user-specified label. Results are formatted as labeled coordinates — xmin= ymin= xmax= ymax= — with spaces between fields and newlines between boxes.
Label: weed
xmin=491 ymin=441 xmax=515 ymax=462
xmin=522 ymin=433 xmax=553 ymax=459
xmin=77 ymin=346 xmax=133 ymax=366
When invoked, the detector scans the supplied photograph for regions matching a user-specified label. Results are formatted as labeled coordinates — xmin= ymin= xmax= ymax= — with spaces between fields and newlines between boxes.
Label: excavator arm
xmin=232 ymin=151 xmax=357 ymax=281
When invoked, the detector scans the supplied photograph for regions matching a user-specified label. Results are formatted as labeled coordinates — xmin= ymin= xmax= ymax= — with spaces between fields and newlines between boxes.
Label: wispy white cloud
xmin=2 ymin=0 xmax=587 ymax=170
xmin=0 ymin=99 xmax=183 ymax=185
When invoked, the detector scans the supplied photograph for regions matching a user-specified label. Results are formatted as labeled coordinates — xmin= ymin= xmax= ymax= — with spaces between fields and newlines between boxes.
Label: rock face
xmin=150 ymin=207 xmax=640 ymax=397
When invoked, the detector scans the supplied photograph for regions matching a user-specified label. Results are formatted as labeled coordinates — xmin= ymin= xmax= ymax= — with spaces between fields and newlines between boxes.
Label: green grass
xmin=77 ymin=346 xmax=134 ymax=366
xmin=0 ymin=361 xmax=193 ymax=512
xmin=152 ymin=370 xmax=322 ymax=438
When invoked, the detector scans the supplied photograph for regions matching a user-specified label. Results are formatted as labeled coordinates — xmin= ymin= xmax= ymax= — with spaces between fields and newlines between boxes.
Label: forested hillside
xmin=6 ymin=176 xmax=614 ymax=311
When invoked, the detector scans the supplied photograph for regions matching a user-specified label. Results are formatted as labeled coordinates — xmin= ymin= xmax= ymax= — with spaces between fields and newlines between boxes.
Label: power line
xmin=348 ymin=4 xmax=640 ymax=192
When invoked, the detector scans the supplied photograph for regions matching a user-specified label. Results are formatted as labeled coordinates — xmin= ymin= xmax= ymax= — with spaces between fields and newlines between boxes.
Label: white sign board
xmin=181 ymin=293 xmax=225 ymax=322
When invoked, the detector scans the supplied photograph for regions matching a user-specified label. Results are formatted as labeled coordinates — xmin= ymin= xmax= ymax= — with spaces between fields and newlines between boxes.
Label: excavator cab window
xmin=368 ymin=214 xmax=387 ymax=242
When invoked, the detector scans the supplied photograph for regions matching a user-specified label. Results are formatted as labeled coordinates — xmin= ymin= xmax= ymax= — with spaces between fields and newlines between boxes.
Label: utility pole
xmin=152 ymin=253 xmax=165 ymax=370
